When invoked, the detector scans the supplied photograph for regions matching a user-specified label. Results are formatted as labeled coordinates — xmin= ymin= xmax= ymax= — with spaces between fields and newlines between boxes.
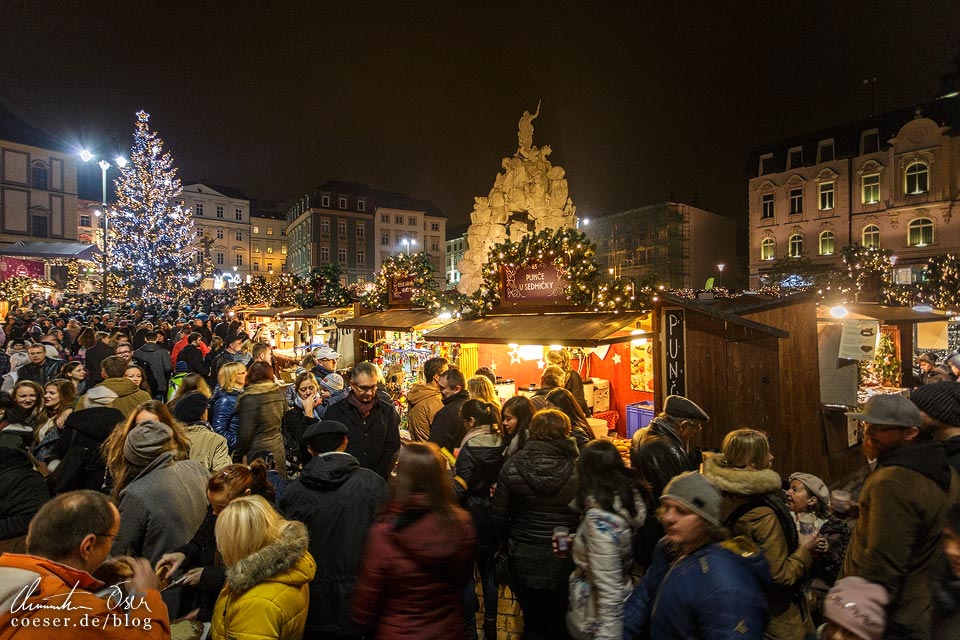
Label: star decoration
xmin=536 ymin=359 xmax=546 ymax=369
xmin=508 ymin=350 xmax=521 ymax=365
xmin=489 ymin=361 xmax=497 ymax=372
xmin=611 ymin=353 xmax=622 ymax=365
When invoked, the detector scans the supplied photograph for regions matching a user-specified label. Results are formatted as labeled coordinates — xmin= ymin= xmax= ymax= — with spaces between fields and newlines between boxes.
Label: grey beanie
xmin=124 ymin=420 xmax=174 ymax=467
xmin=661 ymin=471 xmax=722 ymax=526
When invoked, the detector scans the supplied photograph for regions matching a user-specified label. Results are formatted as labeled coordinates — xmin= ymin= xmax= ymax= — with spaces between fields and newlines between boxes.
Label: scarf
xmin=349 ymin=392 xmax=376 ymax=419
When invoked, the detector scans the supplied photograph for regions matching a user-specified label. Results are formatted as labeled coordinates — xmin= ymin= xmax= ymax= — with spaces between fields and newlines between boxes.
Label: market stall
xmin=236 ymin=306 xmax=296 ymax=349
xmin=274 ymin=306 xmax=356 ymax=370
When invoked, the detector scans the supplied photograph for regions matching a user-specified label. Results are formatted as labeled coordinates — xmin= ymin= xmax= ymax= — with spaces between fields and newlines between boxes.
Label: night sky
xmin=2 ymin=1 xmax=957 ymax=228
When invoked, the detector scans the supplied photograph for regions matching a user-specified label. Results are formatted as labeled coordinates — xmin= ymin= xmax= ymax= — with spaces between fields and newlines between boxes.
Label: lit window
xmin=196 ymin=204 xmax=204 ymax=216
xmin=861 ymin=174 xmax=880 ymax=204
xmin=266 ymin=227 xmax=273 ymax=235
xmin=905 ymin=162 xmax=929 ymax=195
xmin=862 ymin=225 xmax=880 ymax=248
xmin=253 ymin=262 xmax=259 ymax=271
xmin=253 ymin=245 xmax=260 ymax=253
xmin=266 ymin=246 xmax=273 ymax=254
xmin=788 ymin=234 xmax=804 ymax=257
xmin=789 ymin=188 xmax=803 ymax=214
xmin=761 ymin=194 xmax=774 ymax=219
xmin=267 ymin=262 xmax=273 ymax=272
xmin=321 ymin=195 xmax=330 ymax=207
xmin=818 ymin=182 xmax=835 ymax=211
xmin=907 ymin=217 xmax=934 ymax=247
xmin=339 ymin=197 xmax=347 ymax=209
xmin=281 ymin=246 xmax=286 ymax=254
xmin=818 ymin=231 xmax=835 ymax=255
xmin=217 ymin=206 xmax=224 ymax=218
xmin=252 ymin=225 xmax=260 ymax=234
xmin=761 ymin=238 xmax=775 ymax=261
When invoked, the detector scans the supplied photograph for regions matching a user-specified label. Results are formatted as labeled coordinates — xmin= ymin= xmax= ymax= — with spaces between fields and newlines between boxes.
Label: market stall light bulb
xmin=549 ymin=345 xmax=562 ymax=351
xmin=829 ymin=305 xmax=848 ymax=319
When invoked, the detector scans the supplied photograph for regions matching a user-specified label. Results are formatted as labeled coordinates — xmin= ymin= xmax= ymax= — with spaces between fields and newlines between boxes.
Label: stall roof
xmin=0 ymin=241 xmax=101 ymax=261
xmin=817 ymin=303 xmax=947 ymax=324
xmin=659 ymin=294 xmax=791 ymax=339
xmin=243 ymin=306 xmax=296 ymax=318
xmin=422 ymin=311 xmax=651 ymax=347
xmin=278 ymin=307 xmax=353 ymax=319
xmin=338 ymin=309 xmax=442 ymax=332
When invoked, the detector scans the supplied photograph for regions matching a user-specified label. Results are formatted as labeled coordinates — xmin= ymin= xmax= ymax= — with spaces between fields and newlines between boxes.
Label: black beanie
xmin=911 ymin=382 xmax=960 ymax=428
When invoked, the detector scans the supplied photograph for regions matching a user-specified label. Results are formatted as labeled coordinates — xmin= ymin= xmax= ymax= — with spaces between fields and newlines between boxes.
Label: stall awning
xmin=278 ymin=307 xmax=354 ymax=320
xmin=817 ymin=303 xmax=947 ymax=324
xmin=338 ymin=309 xmax=442 ymax=332
xmin=422 ymin=311 xmax=651 ymax=347
xmin=243 ymin=306 xmax=296 ymax=318
xmin=0 ymin=241 xmax=101 ymax=261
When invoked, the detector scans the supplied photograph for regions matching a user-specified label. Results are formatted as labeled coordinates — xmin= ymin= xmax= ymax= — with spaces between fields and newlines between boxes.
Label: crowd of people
xmin=0 ymin=295 xmax=959 ymax=640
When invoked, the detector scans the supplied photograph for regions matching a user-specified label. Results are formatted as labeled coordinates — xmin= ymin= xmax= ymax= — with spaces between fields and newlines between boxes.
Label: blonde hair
xmin=466 ymin=375 xmax=500 ymax=408
xmin=546 ymin=349 xmax=570 ymax=372
xmin=721 ymin=428 xmax=771 ymax=470
xmin=215 ymin=494 xmax=291 ymax=566
xmin=218 ymin=361 xmax=247 ymax=392
xmin=540 ymin=365 xmax=565 ymax=388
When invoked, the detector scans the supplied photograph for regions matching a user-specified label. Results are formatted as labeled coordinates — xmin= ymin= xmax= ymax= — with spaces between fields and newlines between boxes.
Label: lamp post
xmin=401 ymin=238 xmax=417 ymax=255
xmin=717 ymin=263 xmax=725 ymax=289
xmin=81 ymin=152 xmax=126 ymax=307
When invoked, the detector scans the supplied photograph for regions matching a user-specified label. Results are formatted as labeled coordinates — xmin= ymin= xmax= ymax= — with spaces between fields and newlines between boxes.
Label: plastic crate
xmin=626 ymin=402 xmax=655 ymax=438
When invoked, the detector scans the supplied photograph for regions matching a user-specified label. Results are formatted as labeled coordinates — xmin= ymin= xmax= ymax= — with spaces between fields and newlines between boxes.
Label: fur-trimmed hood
xmin=701 ymin=453 xmax=781 ymax=496
xmin=225 ymin=520 xmax=315 ymax=593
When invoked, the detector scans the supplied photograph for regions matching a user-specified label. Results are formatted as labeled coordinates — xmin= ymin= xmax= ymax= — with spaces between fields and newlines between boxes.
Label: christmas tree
xmin=111 ymin=110 xmax=209 ymax=299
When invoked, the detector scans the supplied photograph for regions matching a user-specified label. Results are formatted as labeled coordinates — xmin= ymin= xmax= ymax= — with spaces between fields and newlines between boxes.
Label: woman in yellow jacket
xmin=211 ymin=495 xmax=316 ymax=640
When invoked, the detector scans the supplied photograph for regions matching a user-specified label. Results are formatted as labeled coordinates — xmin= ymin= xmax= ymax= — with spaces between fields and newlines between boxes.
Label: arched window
xmin=788 ymin=234 xmax=804 ymax=258
xmin=761 ymin=238 xmax=775 ymax=261
xmin=818 ymin=231 xmax=835 ymax=256
xmin=862 ymin=224 xmax=881 ymax=249
xmin=907 ymin=217 xmax=934 ymax=247
xmin=905 ymin=162 xmax=929 ymax=195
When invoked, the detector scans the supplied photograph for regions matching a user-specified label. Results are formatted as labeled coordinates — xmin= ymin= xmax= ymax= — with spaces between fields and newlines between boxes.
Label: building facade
xmin=179 ymin=183 xmax=251 ymax=288
xmin=0 ymin=104 xmax=78 ymax=247
xmin=747 ymin=93 xmax=960 ymax=288
xmin=585 ymin=202 xmax=737 ymax=289
xmin=445 ymin=223 xmax=469 ymax=286
xmin=250 ymin=199 xmax=288 ymax=278
xmin=286 ymin=181 xmax=446 ymax=285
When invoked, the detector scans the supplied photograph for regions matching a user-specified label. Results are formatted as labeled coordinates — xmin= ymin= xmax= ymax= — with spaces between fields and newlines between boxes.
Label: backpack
xmin=167 ymin=372 xmax=188 ymax=402
xmin=132 ymin=355 xmax=160 ymax=396
xmin=723 ymin=493 xmax=800 ymax=553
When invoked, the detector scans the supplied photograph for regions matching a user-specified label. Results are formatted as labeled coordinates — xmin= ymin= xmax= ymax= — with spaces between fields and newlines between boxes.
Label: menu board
xmin=838 ymin=320 xmax=880 ymax=361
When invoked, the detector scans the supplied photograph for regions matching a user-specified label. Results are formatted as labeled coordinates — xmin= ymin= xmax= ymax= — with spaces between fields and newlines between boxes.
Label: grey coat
xmin=235 ymin=381 xmax=287 ymax=476
xmin=112 ymin=452 xmax=209 ymax=565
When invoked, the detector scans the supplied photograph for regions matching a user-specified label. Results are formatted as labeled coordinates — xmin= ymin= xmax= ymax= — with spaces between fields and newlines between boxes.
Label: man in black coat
xmin=17 ymin=343 xmax=64 ymax=387
xmin=83 ymin=331 xmax=114 ymax=385
xmin=428 ymin=368 xmax=471 ymax=453
xmin=279 ymin=420 xmax=387 ymax=640
xmin=323 ymin=361 xmax=401 ymax=479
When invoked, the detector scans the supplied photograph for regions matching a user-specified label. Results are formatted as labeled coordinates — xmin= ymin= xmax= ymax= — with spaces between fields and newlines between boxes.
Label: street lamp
xmin=81 ymin=151 xmax=127 ymax=307
xmin=717 ymin=263 xmax=725 ymax=289
xmin=401 ymin=238 xmax=417 ymax=255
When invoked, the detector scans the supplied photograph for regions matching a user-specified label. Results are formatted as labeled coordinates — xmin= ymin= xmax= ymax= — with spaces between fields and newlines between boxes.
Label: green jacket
xmin=841 ymin=441 xmax=959 ymax=640
xmin=77 ymin=377 xmax=152 ymax=419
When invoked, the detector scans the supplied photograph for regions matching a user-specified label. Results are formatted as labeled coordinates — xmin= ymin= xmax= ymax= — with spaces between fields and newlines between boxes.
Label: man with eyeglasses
xmin=842 ymin=393 xmax=960 ymax=640
xmin=323 ymin=362 xmax=400 ymax=479
xmin=0 ymin=490 xmax=169 ymax=638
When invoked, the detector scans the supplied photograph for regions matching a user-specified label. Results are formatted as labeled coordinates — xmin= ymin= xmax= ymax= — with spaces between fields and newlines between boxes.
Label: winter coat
xmin=279 ymin=451 xmax=387 ymax=637
xmin=943 ymin=435 xmax=960 ymax=476
xmin=0 ymin=553 xmax=170 ymax=639
xmin=428 ymin=389 xmax=470 ymax=452
xmin=920 ymin=365 xmax=955 ymax=385
xmin=352 ymin=497 xmax=477 ymax=640
xmin=183 ymin=421 xmax=232 ymax=473
xmin=112 ymin=451 xmax=209 ymax=565
xmin=177 ymin=343 xmax=209 ymax=376
xmin=133 ymin=342 xmax=172 ymax=396
xmin=173 ymin=507 xmax=225 ymax=623
xmin=83 ymin=341 xmax=114 ymax=384
xmin=17 ymin=356 xmax=65 ymax=387
xmin=623 ymin=537 xmax=771 ymax=640
xmin=234 ymin=381 xmax=286 ymax=476
xmin=567 ymin=496 xmax=646 ymax=640
xmin=281 ymin=404 xmax=319 ymax=469
xmin=932 ymin=549 xmax=960 ymax=639
xmin=45 ymin=406 xmax=123 ymax=495
xmin=208 ymin=349 xmax=245 ymax=388
xmin=405 ymin=382 xmax=443 ymax=441
xmin=702 ymin=455 xmax=813 ymax=640
xmin=209 ymin=386 xmax=241 ymax=449
xmin=324 ymin=396 xmax=401 ymax=479
xmin=211 ymin=521 xmax=316 ymax=640
xmin=840 ymin=440 xmax=960 ymax=640
xmin=629 ymin=416 xmax=695 ymax=499
xmin=490 ymin=437 xmax=580 ymax=589
xmin=0 ymin=447 xmax=48 ymax=542
xmin=453 ymin=428 xmax=504 ymax=550
xmin=77 ymin=377 xmax=152 ymax=419
xmin=564 ymin=369 xmax=589 ymax=415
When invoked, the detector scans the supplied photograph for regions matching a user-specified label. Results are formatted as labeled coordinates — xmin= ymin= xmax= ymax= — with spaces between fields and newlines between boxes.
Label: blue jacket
xmin=209 ymin=386 xmax=241 ymax=449
xmin=624 ymin=537 xmax=771 ymax=640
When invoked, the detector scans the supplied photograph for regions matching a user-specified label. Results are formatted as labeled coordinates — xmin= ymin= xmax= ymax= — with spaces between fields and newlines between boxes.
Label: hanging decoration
xmin=359 ymin=252 xmax=442 ymax=311
xmin=920 ymin=254 xmax=960 ymax=308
